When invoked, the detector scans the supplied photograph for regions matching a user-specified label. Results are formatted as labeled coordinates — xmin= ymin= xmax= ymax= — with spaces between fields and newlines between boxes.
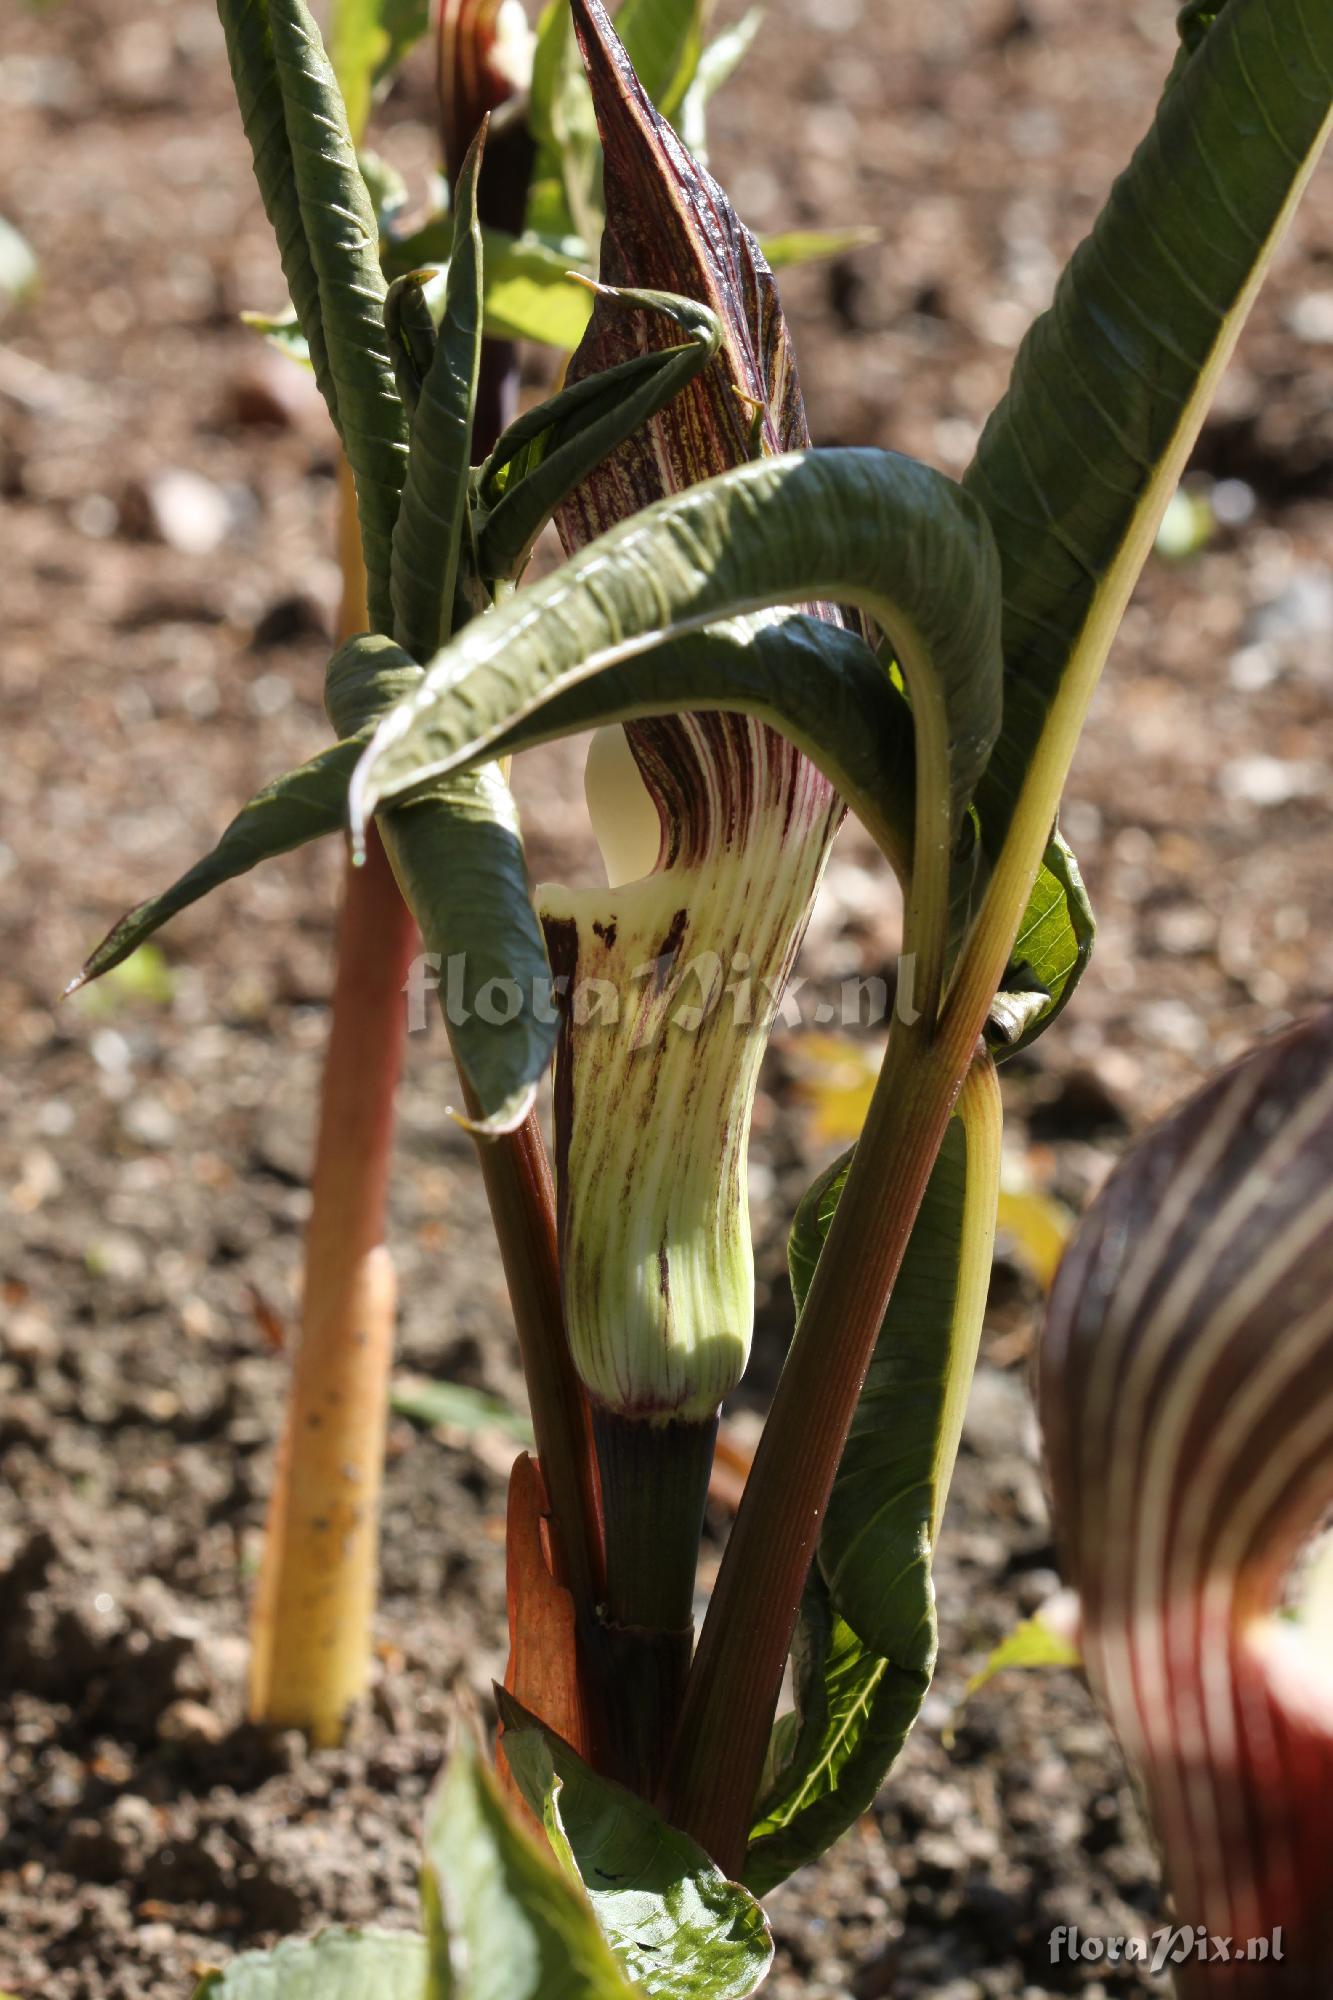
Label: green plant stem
xmin=591 ymin=1410 xmax=717 ymax=1794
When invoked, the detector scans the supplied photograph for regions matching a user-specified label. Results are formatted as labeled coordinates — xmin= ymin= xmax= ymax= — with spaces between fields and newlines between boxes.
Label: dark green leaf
xmin=265 ymin=0 xmax=410 ymax=632
xmin=190 ymin=1927 xmax=428 ymax=2000
xmin=499 ymin=1692 xmax=772 ymax=1999
xmin=472 ymin=285 xmax=722 ymax=582
xmin=216 ymin=0 xmax=333 ymax=415
xmin=390 ymin=129 xmax=485 ymax=663
xmin=327 ymin=634 xmax=556 ymax=1132
xmin=964 ymin=0 xmax=1333 ymax=867
xmin=351 ymin=450 xmax=1003 ymax=987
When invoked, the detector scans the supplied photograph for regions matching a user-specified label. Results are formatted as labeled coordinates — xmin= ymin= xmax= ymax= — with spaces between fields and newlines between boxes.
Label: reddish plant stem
xmin=660 ymin=1022 xmax=971 ymax=1870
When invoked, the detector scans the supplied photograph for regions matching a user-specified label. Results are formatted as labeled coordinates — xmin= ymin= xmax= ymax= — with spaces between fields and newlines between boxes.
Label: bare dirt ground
xmin=1 ymin=0 xmax=1330 ymax=1995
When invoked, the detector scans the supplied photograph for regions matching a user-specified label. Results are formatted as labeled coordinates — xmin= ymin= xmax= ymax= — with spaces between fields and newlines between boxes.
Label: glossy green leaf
xmin=987 ymin=828 xmax=1094 ymax=1057
xmin=472 ymin=285 xmax=721 ymax=581
xmin=746 ymin=1057 xmax=1002 ymax=1891
xmin=422 ymin=1732 xmax=641 ymax=2000
xmin=499 ymin=1693 xmax=772 ymax=1999
xmin=191 ymin=1928 xmax=428 ymax=2000
xmin=265 ymin=0 xmax=411 ymax=633
xmin=963 ymin=0 xmax=1332 ymax=885
xmin=745 ymin=1578 xmax=925 ymax=1899
xmin=70 ymin=740 xmax=366 ymax=992
xmin=351 ymin=449 xmax=1003 ymax=991
xmin=330 ymin=0 xmax=430 ymax=143
xmin=390 ymin=130 xmax=484 ymax=664
xmin=528 ymin=0 xmax=603 ymax=249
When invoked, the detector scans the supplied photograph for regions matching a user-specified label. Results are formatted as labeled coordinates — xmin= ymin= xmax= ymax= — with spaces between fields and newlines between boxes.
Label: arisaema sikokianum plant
xmin=81 ymin=0 xmax=1331 ymax=1988
xmin=346 ymin=0 xmax=1332 ymax=1888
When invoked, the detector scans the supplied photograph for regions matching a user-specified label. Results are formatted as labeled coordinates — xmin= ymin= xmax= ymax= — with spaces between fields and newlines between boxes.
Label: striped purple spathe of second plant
xmin=1039 ymin=1007 xmax=1333 ymax=1995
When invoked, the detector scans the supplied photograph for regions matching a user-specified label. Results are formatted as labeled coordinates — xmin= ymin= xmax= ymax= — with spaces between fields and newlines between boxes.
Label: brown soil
xmin=1 ymin=1 xmax=1330 ymax=1996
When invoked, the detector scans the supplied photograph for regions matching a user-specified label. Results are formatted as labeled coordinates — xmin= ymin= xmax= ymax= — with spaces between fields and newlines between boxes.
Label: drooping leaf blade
xmin=389 ymin=128 xmax=485 ymax=663
xmin=746 ymin=1055 xmax=1002 ymax=1891
xmin=325 ymin=634 xmax=555 ymax=1132
xmin=422 ymin=1731 xmax=642 ymax=2000
xmin=964 ymin=0 xmax=1333 ymax=873
xmin=70 ymin=740 xmax=367 ymax=992
xmin=499 ymin=1692 xmax=773 ymax=2000
xmin=265 ymin=0 xmax=411 ymax=633
xmin=350 ymin=449 xmax=1003 ymax=960
xmin=191 ymin=1927 xmax=428 ymax=2000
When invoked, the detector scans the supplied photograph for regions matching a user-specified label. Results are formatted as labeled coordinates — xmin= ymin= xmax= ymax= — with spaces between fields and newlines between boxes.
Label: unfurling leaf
xmin=1039 ymin=1007 xmax=1333 ymax=1986
xmin=389 ymin=128 xmax=485 ymax=664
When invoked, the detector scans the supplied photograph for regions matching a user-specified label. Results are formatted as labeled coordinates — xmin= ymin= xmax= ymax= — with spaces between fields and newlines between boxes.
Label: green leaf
xmin=422 ymin=1732 xmax=641 ymax=2000
xmin=241 ymin=307 xmax=313 ymax=368
xmin=615 ymin=0 xmax=704 ymax=122
xmin=216 ymin=0 xmax=334 ymax=415
xmin=190 ymin=1928 xmax=428 ymax=2000
xmin=70 ymin=740 xmax=366 ymax=992
xmin=265 ymin=0 xmax=411 ymax=633
xmin=963 ymin=0 xmax=1332 ymax=912
xmin=744 ymin=1578 xmax=925 ymax=1899
xmin=986 ymin=828 xmax=1094 ymax=1057
xmin=351 ymin=449 xmax=1003 ymax=1001
xmin=678 ymin=7 xmax=763 ymax=165
xmin=499 ymin=1692 xmax=772 ymax=1999
xmin=960 ymin=1608 xmax=1081 ymax=1704
xmin=391 ymin=1375 xmax=535 ymax=1444
xmin=746 ymin=1056 xmax=1002 ymax=1891
xmin=330 ymin=0 xmax=430 ymax=144
xmin=758 ymin=226 xmax=877 ymax=271
xmin=529 ymin=0 xmax=603 ymax=249
xmin=433 ymin=612 xmax=914 ymax=880
xmin=390 ymin=130 xmax=484 ymax=663
xmin=481 ymin=228 xmax=594 ymax=346
xmin=383 ymin=223 xmax=596 ymax=350
xmin=471 ymin=285 xmax=722 ymax=582
xmin=328 ymin=634 xmax=556 ymax=1132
